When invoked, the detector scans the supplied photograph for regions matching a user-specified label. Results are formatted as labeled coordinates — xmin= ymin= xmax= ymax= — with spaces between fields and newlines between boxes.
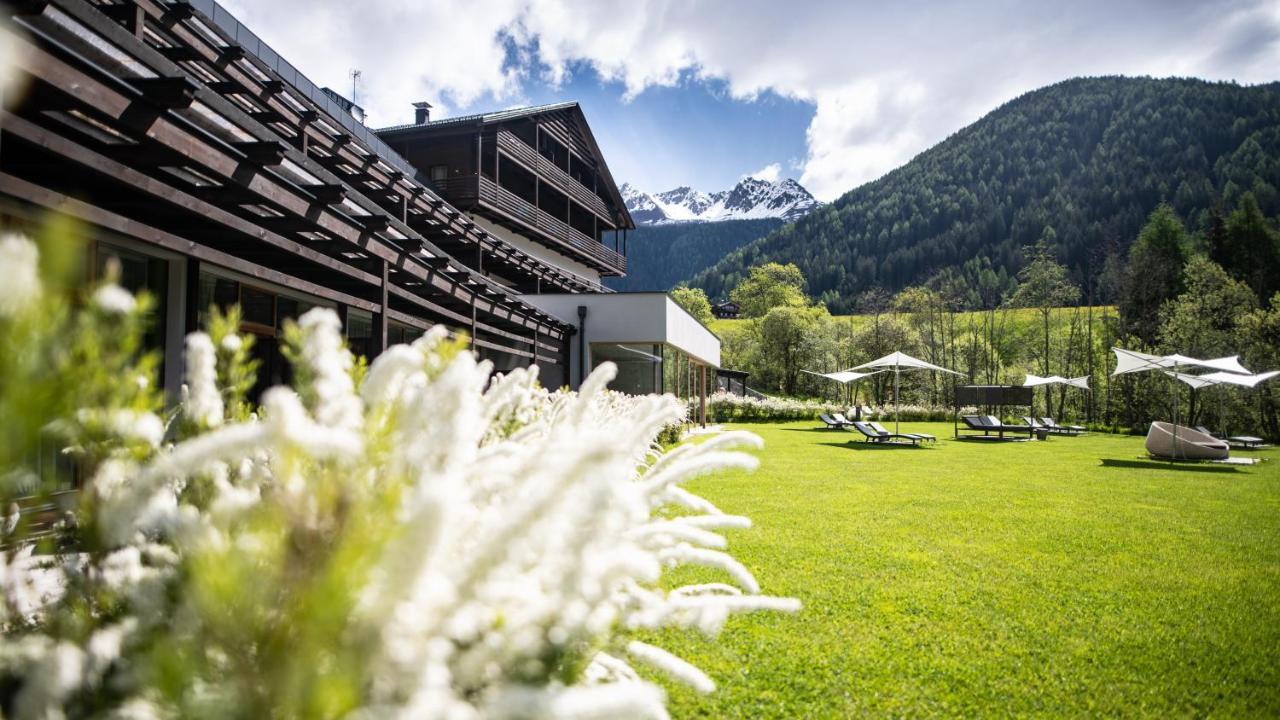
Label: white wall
xmin=470 ymin=214 xmax=602 ymax=286
xmin=520 ymin=292 xmax=721 ymax=388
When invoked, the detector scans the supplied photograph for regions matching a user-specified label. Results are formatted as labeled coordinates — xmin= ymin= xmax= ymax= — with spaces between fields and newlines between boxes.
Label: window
xmin=430 ymin=165 xmax=448 ymax=182
xmin=96 ymin=242 xmax=168 ymax=363
xmin=591 ymin=343 xmax=662 ymax=396
xmin=347 ymin=308 xmax=374 ymax=359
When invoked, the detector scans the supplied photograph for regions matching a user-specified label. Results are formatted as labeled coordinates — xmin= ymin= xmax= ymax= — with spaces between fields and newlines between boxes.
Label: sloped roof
xmin=376 ymin=102 xmax=633 ymax=229
xmin=375 ymin=101 xmax=581 ymax=133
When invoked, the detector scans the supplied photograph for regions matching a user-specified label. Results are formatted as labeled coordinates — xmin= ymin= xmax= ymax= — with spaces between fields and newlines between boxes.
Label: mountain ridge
xmin=621 ymin=177 xmax=821 ymax=224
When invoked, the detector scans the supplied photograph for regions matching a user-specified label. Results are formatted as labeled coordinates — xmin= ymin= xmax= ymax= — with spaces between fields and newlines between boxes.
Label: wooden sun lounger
xmin=852 ymin=421 xmax=922 ymax=445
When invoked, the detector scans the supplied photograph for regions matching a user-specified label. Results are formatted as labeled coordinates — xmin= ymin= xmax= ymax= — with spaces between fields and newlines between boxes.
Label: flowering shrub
xmin=702 ymin=392 xmax=846 ymax=422
xmin=0 ymin=234 xmax=798 ymax=719
xmin=702 ymin=392 xmax=963 ymax=423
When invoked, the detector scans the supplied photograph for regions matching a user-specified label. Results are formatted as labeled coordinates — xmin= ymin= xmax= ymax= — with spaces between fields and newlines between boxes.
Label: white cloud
xmin=746 ymin=163 xmax=782 ymax=183
xmin=220 ymin=0 xmax=1280 ymax=200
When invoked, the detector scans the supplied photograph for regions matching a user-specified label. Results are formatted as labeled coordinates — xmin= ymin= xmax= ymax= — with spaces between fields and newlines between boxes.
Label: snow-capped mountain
xmin=620 ymin=177 xmax=821 ymax=225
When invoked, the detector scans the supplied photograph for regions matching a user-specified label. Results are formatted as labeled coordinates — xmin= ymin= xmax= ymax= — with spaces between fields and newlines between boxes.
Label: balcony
xmin=477 ymin=176 xmax=626 ymax=274
xmin=496 ymin=131 xmax=613 ymax=222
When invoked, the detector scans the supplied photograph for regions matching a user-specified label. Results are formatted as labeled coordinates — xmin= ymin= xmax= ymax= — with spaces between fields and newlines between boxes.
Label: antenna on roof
xmin=350 ymin=69 xmax=361 ymax=107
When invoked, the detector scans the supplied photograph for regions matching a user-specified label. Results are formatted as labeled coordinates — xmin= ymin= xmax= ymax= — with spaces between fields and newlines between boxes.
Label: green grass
xmin=647 ymin=422 xmax=1280 ymax=718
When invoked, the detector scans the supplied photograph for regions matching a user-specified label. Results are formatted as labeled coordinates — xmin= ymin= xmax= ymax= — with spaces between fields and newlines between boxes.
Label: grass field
xmin=645 ymin=421 xmax=1280 ymax=718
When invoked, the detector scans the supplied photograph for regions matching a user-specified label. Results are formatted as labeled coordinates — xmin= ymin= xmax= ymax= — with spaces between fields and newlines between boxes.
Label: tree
xmin=729 ymin=262 xmax=809 ymax=318
xmin=1239 ymin=293 xmax=1280 ymax=439
xmin=757 ymin=305 xmax=822 ymax=395
xmin=669 ymin=285 xmax=714 ymax=324
xmin=1009 ymin=232 xmax=1080 ymax=376
xmin=1158 ymin=257 xmax=1259 ymax=425
xmin=1213 ymin=193 xmax=1280 ymax=301
xmin=1120 ymin=204 xmax=1190 ymax=343
xmin=1158 ymin=257 xmax=1258 ymax=356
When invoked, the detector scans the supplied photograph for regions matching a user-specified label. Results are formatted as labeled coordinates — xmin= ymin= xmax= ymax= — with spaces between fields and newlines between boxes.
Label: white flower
xmin=626 ymin=641 xmax=715 ymax=694
xmin=183 ymin=333 xmax=223 ymax=429
xmin=76 ymin=408 xmax=165 ymax=447
xmin=220 ymin=333 xmax=243 ymax=353
xmin=296 ymin=307 xmax=363 ymax=433
xmin=0 ymin=233 xmax=41 ymax=317
xmin=93 ymin=284 xmax=136 ymax=314
xmin=1 ymin=299 xmax=799 ymax=717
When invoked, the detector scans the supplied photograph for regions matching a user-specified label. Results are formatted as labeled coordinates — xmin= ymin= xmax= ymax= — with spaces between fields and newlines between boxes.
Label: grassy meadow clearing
xmin=645 ymin=422 xmax=1280 ymax=718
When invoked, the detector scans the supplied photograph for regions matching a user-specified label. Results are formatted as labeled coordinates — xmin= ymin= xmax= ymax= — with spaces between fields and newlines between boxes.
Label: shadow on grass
xmin=1099 ymin=458 xmax=1241 ymax=474
xmin=819 ymin=441 xmax=931 ymax=451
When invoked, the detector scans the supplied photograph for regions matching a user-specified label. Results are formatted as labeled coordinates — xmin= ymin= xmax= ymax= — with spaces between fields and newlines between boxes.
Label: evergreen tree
xmin=1120 ymin=204 xmax=1189 ymax=342
xmin=1217 ymin=193 xmax=1280 ymax=300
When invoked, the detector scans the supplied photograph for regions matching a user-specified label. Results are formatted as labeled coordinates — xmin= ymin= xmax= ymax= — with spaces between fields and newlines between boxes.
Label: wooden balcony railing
xmin=478 ymin=177 xmax=626 ymax=274
xmin=496 ymin=131 xmax=614 ymax=222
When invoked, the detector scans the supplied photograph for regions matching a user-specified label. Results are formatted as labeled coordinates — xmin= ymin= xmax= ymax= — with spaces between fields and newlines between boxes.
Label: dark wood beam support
xmin=233 ymin=140 xmax=287 ymax=166
xmin=378 ymin=259 xmax=389 ymax=354
xmin=131 ymin=76 xmax=199 ymax=109
xmin=100 ymin=2 xmax=146 ymax=38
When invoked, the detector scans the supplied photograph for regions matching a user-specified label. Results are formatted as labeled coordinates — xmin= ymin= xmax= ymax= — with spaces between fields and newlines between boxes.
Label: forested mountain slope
xmin=605 ymin=218 xmax=783 ymax=291
xmin=691 ymin=77 xmax=1280 ymax=312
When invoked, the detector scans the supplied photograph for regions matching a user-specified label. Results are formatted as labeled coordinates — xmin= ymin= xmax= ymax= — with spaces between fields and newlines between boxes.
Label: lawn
xmin=646 ymin=421 xmax=1280 ymax=718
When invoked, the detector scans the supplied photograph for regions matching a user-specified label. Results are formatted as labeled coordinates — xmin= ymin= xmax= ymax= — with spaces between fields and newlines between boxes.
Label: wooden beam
xmin=0 ymin=171 xmax=381 ymax=314
xmin=233 ymin=140 xmax=287 ymax=166
xmin=131 ymin=76 xmax=199 ymax=109
xmin=13 ymin=6 xmax=573 ymax=334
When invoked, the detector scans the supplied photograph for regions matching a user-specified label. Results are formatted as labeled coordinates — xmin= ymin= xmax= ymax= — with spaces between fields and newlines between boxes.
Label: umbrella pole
xmin=1171 ymin=365 xmax=1181 ymax=460
xmin=894 ymin=365 xmax=901 ymax=435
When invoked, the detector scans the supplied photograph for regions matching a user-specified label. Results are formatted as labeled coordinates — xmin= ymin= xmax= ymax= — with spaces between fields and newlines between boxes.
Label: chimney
xmin=413 ymin=101 xmax=433 ymax=125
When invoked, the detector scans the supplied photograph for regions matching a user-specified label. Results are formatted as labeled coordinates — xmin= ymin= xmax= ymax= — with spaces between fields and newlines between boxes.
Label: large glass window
xmin=591 ymin=343 xmax=662 ymax=396
xmin=97 ymin=242 xmax=167 ymax=360
xmin=195 ymin=270 xmax=324 ymax=401
xmin=346 ymin=308 xmax=374 ymax=359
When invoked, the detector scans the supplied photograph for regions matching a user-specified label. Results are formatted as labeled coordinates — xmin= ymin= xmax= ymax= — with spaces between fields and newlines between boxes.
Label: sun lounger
xmin=1186 ymin=426 xmax=1265 ymax=448
xmin=869 ymin=421 xmax=934 ymax=443
xmin=1040 ymin=417 xmax=1084 ymax=435
xmin=959 ymin=415 xmax=1033 ymax=440
xmin=819 ymin=413 xmax=846 ymax=430
xmin=833 ymin=412 xmax=857 ymax=426
xmin=852 ymin=421 xmax=922 ymax=445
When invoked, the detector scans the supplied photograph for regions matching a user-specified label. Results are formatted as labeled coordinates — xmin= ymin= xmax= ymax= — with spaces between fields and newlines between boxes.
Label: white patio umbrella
xmin=801 ymin=369 xmax=884 ymax=407
xmin=1164 ymin=369 xmax=1279 ymax=435
xmin=1111 ymin=348 xmax=1252 ymax=458
xmin=850 ymin=351 xmax=962 ymax=434
xmin=1023 ymin=374 xmax=1090 ymax=418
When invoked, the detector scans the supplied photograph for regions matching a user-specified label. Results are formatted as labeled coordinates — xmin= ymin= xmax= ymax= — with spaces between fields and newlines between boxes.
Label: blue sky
xmin=224 ymin=0 xmax=1280 ymax=201
xmin=479 ymin=64 xmax=813 ymax=192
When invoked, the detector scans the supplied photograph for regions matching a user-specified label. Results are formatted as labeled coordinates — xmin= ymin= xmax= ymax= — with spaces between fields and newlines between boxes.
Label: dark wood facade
xmin=378 ymin=104 xmax=634 ymax=278
xmin=0 ymin=0 xmax=598 ymax=389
